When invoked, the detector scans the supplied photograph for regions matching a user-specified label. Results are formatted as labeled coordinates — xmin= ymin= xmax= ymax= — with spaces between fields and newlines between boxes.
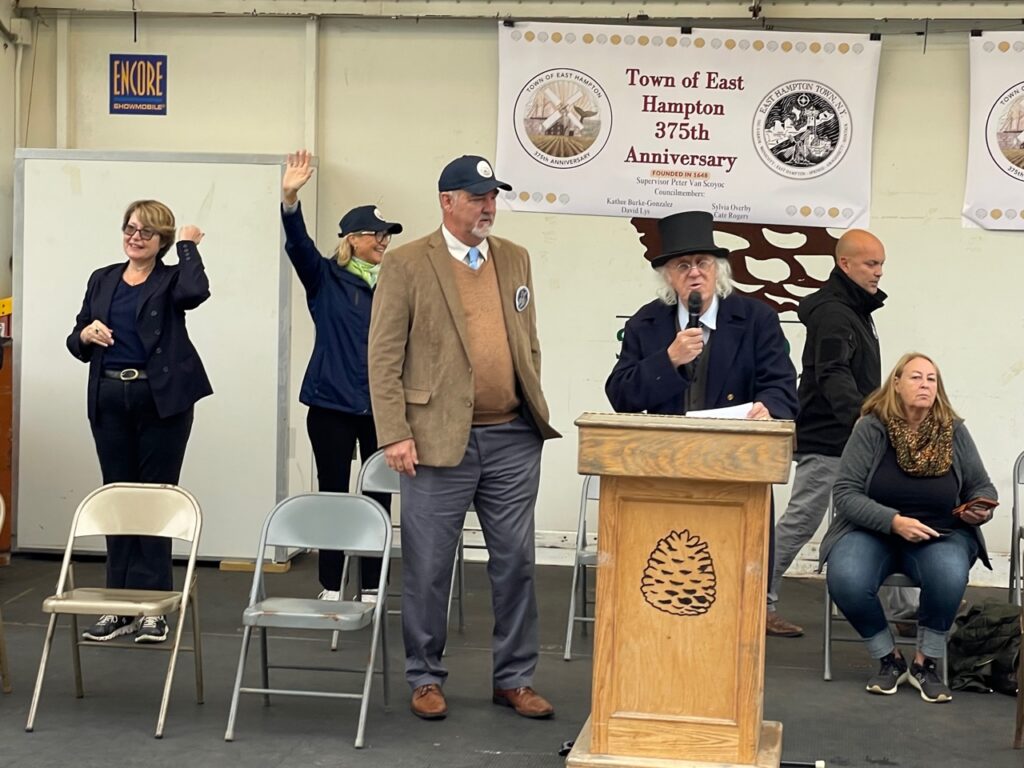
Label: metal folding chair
xmin=225 ymin=493 xmax=391 ymax=748
xmin=330 ymin=450 xmax=461 ymax=651
xmin=0 ymin=495 xmax=11 ymax=693
xmin=822 ymin=507 xmax=946 ymax=683
xmin=1009 ymin=451 xmax=1024 ymax=605
xmin=26 ymin=483 xmax=204 ymax=737
xmin=563 ymin=475 xmax=600 ymax=661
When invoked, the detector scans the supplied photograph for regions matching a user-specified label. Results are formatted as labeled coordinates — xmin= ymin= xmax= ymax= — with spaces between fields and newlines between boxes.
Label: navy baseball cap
xmin=338 ymin=205 xmax=403 ymax=237
xmin=437 ymin=155 xmax=512 ymax=195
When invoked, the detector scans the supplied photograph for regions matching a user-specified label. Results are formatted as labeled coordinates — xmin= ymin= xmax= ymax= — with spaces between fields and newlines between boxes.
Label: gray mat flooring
xmin=0 ymin=554 xmax=1018 ymax=767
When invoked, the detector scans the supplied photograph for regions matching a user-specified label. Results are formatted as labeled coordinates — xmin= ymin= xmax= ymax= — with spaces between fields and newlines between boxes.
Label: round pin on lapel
xmin=515 ymin=285 xmax=530 ymax=312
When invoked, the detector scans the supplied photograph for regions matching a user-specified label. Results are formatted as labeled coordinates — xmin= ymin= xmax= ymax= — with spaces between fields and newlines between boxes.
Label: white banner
xmin=963 ymin=33 xmax=1024 ymax=230
xmin=496 ymin=23 xmax=880 ymax=228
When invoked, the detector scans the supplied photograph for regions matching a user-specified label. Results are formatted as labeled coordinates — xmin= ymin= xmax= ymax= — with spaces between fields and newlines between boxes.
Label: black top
xmin=795 ymin=268 xmax=887 ymax=456
xmin=102 ymin=278 xmax=148 ymax=368
xmin=868 ymin=443 xmax=962 ymax=534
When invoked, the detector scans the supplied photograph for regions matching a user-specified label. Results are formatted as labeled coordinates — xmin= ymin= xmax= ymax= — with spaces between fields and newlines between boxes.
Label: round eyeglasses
xmin=670 ymin=256 xmax=716 ymax=274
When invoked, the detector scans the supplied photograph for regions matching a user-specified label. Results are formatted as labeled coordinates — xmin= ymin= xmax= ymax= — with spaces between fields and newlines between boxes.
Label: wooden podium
xmin=568 ymin=413 xmax=795 ymax=768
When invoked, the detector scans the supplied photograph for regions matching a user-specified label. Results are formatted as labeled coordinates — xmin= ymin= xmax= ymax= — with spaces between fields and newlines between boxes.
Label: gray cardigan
xmin=819 ymin=414 xmax=997 ymax=569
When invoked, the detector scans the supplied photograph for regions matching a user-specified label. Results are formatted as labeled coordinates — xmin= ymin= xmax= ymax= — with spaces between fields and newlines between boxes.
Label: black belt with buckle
xmin=103 ymin=368 xmax=148 ymax=381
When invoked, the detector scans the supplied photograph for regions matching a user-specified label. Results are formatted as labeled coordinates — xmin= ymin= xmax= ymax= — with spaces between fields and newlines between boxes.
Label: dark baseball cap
xmin=338 ymin=205 xmax=403 ymax=237
xmin=437 ymin=155 xmax=512 ymax=195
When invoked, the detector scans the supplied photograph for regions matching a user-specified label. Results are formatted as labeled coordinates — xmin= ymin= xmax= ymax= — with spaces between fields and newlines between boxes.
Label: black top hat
xmin=438 ymin=155 xmax=513 ymax=195
xmin=650 ymin=211 xmax=729 ymax=269
xmin=338 ymin=205 xmax=403 ymax=237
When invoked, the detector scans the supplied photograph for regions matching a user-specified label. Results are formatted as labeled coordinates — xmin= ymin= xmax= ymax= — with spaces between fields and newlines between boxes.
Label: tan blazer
xmin=369 ymin=228 xmax=560 ymax=467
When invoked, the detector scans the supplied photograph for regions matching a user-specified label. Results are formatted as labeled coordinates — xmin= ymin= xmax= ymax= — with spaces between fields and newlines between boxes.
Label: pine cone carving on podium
xmin=641 ymin=530 xmax=717 ymax=617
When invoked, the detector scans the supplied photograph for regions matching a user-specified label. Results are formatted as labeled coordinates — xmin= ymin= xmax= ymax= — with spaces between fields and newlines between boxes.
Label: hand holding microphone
xmin=667 ymin=291 xmax=705 ymax=367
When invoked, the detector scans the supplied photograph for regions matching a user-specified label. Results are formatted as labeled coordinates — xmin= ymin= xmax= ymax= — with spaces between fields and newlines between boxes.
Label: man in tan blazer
xmin=369 ymin=155 xmax=559 ymax=721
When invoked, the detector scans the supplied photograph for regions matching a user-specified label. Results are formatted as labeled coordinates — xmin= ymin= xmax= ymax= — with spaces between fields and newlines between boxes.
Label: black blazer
xmin=606 ymin=293 xmax=798 ymax=419
xmin=67 ymin=240 xmax=214 ymax=422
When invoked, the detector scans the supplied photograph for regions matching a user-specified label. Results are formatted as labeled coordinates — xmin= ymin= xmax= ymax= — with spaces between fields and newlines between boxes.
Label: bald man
xmin=767 ymin=229 xmax=887 ymax=637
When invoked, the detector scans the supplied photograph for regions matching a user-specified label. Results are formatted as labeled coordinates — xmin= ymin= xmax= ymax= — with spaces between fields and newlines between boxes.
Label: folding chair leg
xmin=0 ymin=608 xmax=12 ymax=694
xmin=259 ymin=627 xmax=270 ymax=706
xmin=580 ymin=564 xmax=589 ymax=636
xmin=69 ymin=615 xmax=84 ymax=698
xmin=154 ymin=606 xmax=190 ymax=739
xmin=563 ymin=556 xmax=582 ymax=661
xmin=446 ymin=551 xmax=458 ymax=631
xmin=26 ymin=613 xmax=60 ymax=732
xmin=190 ymin=589 xmax=205 ymax=704
xmin=224 ymin=625 xmax=253 ymax=742
xmin=355 ymin=607 xmax=384 ymax=748
xmin=823 ymin=583 xmax=833 ymax=681
xmin=380 ymin=603 xmax=390 ymax=710
xmin=457 ymin=535 xmax=466 ymax=632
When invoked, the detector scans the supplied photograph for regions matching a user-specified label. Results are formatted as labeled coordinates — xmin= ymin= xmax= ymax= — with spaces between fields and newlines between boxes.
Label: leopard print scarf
xmin=885 ymin=412 xmax=953 ymax=477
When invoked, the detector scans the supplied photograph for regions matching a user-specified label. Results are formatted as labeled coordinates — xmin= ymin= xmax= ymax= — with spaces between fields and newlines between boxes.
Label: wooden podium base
xmin=567 ymin=718 xmax=783 ymax=768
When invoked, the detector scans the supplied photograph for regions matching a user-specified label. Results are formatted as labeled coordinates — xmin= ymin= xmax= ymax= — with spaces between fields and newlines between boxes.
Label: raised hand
xmin=81 ymin=319 xmax=114 ymax=347
xmin=283 ymin=150 xmax=315 ymax=204
xmin=178 ymin=225 xmax=204 ymax=244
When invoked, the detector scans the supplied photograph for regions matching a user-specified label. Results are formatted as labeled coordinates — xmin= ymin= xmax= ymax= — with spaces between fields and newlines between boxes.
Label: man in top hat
xmin=369 ymin=155 xmax=560 ymax=722
xmin=605 ymin=210 xmax=798 ymax=615
xmin=606 ymin=210 xmax=797 ymax=421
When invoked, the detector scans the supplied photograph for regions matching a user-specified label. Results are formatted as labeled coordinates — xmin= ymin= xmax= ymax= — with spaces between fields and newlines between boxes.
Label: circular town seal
xmin=513 ymin=68 xmax=613 ymax=169
xmin=985 ymin=81 xmax=1024 ymax=182
xmin=753 ymin=81 xmax=852 ymax=180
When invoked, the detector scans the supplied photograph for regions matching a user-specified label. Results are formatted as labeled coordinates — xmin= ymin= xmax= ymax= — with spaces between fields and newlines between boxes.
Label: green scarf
xmin=345 ymin=256 xmax=380 ymax=288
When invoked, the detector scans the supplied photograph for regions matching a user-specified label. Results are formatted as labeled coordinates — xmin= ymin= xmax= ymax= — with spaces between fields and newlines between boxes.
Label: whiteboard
xmin=13 ymin=150 xmax=301 ymax=560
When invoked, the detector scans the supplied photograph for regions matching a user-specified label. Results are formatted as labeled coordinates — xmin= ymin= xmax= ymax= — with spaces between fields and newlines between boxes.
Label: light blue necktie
xmin=466 ymin=246 xmax=481 ymax=270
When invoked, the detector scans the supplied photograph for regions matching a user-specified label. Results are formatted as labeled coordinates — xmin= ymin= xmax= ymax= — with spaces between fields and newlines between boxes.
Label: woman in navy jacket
xmin=281 ymin=150 xmax=400 ymax=602
xmin=68 ymin=199 xmax=212 ymax=644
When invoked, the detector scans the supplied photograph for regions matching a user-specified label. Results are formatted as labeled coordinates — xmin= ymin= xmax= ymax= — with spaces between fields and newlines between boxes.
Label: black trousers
xmin=90 ymin=378 xmax=194 ymax=591
xmin=306 ymin=406 xmax=392 ymax=591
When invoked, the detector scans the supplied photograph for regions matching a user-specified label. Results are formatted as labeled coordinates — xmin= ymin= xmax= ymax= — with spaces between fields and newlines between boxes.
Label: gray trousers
xmin=769 ymin=452 xmax=920 ymax=617
xmin=769 ymin=454 xmax=840 ymax=609
xmin=399 ymin=417 xmax=543 ymax=690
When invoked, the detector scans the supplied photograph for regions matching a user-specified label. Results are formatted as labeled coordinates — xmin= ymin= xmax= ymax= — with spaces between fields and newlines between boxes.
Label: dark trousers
xmin=306 ymin=406 xmax=391 ymax=591
xmin=90 ymin=378 xmax=194 ymax=591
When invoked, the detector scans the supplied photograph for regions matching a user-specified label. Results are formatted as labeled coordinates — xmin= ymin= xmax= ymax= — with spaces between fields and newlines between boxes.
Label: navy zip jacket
xmin=67 ymin=240 xmax=213 ymax=422
xmin=282 ymin=202 xmax=375 ymax=415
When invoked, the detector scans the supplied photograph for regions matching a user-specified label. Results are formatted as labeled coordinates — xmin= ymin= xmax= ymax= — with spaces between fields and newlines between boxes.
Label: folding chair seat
xmin=25 ymin=483 xmax=204 ymax=738
xmin=1009 ymin=451 xmax=1024 ymax=605
xmin=225 ymin=492 xmax=391 ymax=749
xmin=0 ymin=495 xmax=11 ymax=694
xmin=563 ymin=475 xmax=600 ymax=661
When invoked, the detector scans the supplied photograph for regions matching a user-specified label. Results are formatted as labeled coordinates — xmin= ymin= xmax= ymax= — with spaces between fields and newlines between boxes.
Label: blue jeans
xmin=826 ymin=527 xmax=978 ymax=659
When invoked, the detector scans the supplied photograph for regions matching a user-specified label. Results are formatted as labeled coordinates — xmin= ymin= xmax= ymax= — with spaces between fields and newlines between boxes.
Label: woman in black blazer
xmin=67 ymin=199 xmax=212 ymax=644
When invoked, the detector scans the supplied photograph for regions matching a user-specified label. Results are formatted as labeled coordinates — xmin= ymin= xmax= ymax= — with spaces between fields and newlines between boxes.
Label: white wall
xmin=7 ymin=14 xmax=1020 ymax=584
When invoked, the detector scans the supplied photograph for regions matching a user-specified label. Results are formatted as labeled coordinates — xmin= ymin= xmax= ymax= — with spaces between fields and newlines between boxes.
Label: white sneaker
xmin=317 ymin=589 xmax=341 ymax=601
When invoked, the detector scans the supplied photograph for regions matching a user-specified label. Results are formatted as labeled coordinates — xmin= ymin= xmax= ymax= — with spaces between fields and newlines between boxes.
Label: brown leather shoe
xmin=492 ymin=686 xmax=554 ymax=718
xmin=410 ymin=683 xmax=448 ymax=719
xmin=766 ymin=612 xmax=804 ymax=638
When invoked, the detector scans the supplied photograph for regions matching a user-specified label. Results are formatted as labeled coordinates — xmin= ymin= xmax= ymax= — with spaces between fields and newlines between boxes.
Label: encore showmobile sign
xmin=496 ymin=23 xmax=880 ymax=228
xmin=963 ymin=32 xmax=1024 ymax=230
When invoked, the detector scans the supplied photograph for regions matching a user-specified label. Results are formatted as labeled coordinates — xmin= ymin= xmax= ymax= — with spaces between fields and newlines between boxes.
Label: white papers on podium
xmin=686 ymin=402 xmax=754 ymax=420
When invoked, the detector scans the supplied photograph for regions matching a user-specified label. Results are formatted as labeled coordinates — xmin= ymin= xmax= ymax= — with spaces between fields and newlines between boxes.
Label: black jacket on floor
xmin=795 ymin=267 xmax=886 ymax=456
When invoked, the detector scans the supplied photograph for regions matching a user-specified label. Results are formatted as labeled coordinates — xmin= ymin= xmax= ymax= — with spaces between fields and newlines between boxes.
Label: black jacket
xmin=67 ymin=241 xmax=213 ymax=422
xmin=795 ymin=267 xmax=885 ymax=455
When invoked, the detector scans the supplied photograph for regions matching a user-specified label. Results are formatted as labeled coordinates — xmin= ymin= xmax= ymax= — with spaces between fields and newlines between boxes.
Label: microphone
xmin=687 ymin=291 xmax=703 ymax=330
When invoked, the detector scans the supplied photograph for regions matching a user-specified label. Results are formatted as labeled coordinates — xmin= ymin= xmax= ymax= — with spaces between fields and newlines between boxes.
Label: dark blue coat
xmin=67 ymin=240 xmax=213 ymax=422
xmin=282 ymin=203 xmax=375 ymax=415
xmin=606 ymin=292 xmax=798 ymax=419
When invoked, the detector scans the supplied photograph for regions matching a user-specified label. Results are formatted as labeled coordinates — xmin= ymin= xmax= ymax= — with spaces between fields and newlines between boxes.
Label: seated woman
xmin=821 ymin=352 xmax=996 ymax=703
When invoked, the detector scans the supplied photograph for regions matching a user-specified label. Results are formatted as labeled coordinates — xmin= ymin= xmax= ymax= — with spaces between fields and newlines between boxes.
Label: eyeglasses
xmin=670 ymin=256 xmax=716 ymax=274
xmin=352 ymin=231 xmax=392 ymax=244
xmin=122 ymin=224 xmax=157 ymax=241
